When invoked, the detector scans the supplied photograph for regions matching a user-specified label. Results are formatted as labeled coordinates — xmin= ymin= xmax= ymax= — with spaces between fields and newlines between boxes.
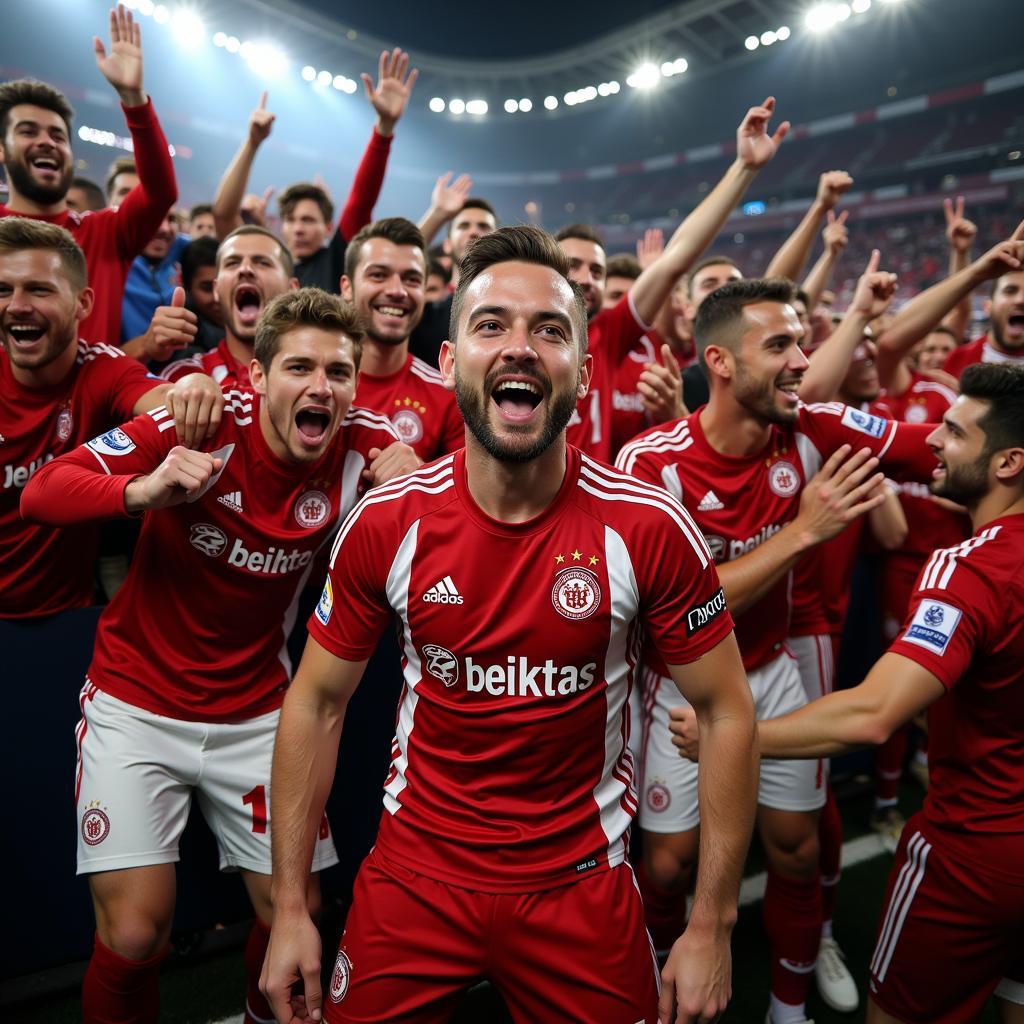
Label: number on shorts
xmin=242 ymin=785 xmax=267 ymax=834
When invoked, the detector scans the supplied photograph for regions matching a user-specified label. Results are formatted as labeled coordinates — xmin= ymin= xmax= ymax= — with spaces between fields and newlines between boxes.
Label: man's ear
xmin=577 ymin=352 xmax=593 ymax=400
xmin=438 ymin=340 xmax=455 ymax=392
xmin=702 ymin=343 xmax=733 ymax=382
xmin=340 ymin=275 xmax=354 ymax=302
xmin=75 ymin=286 xmax=95 ymax=324
xmin=994 ymin=446 xmax=1024 ymax=486
xmin=250 ymin=358 xmax=267 ymax=396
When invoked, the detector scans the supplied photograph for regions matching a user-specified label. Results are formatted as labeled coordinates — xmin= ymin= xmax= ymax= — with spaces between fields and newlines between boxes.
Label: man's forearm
xmin=801 ymin=248 xmax=837 ymax=312
xmin=758 ymin=687 xmax=882 ymax=759
xmin=766 ymin=199 xmax=827 ymax=282
xmin=716 ymin=518 xmax=813 ymax=615
xmin=942 ymin=246 xmax=972 ymax=341
xmin=213 ymin=139 xmax=258 ymax=239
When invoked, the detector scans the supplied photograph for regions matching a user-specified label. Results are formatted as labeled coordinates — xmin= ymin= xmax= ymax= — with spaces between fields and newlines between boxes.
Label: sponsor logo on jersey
xmin=423 ymin=576 xmax=463 ymax=605
xmin=217 ymin=489 xmax=244 ymax=513
xmin=768 ymin=460 xmax=800 ymax=498
xmin=2 ymin=454 xmax=53 ymax=490
xmin=189 ymin=522 xmax=228 ymax=557
xmin=81 ymin=803 xmax=111 ymax=847
xmin=423 ymin=644 xmax=459 ymax=686
xmin=466 ymin=656 xmax=596 ymax=697
xmin=726 ymin=524 xmax=782 ymax=560
xmin=703 ymin=533 xmax=727 ymax=563
xmin=841 ymin=405 xmax=887 ymax=438
xmin=316 ymin=578 xmax=334 ymax=626
xmin=392 ymin=407 xmax=424 ymax=445
xmin=87 ymin=427 xmax=137 ymax=457
xmin=612 ymin=390 xmax=645 ymax=412
xmin=295 ymin=490 xmax=331 ymax=529
xmin=646 ymin=781 xmax=671 ymax=812
xmin=698 ymin=489 xmax=724 ymax=511
xmin=903 ymin=599 xmax=962 ymax=654
xmin=904 ymin=403 xmax=928 ymax=424
xmin=551 ymin=567 xmax=602 ymax=620
xmin=228 ymin=538 xmax=314 ymax=575
xmin=328 ymin=949 xmax=352 ymax=1003
xmin=56 ymin=406 xmax=73 ymax=442
xmin=686 ymin=586 xmax=727 ymax=636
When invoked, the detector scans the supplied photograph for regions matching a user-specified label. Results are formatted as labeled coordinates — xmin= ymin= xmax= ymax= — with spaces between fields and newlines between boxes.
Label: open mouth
xmin=1006 ymin=314 xmax=1024 ymax=337
xmin=31 ymin=156 xmax=60 ymax=175
xmin=775 ymin=378 xmax=801 ymax=404
xmin=374 ymin=304 xmax=408 ymax=321
xmin=294 ymin=407 xmax=331 ymax=445
xmin=234 ymin=285 xmax=263 ymax=327
xmin=491 ymin=378 xmax=543 ymax=423
xmin=7 ymin=323 xmax=45 ymax=347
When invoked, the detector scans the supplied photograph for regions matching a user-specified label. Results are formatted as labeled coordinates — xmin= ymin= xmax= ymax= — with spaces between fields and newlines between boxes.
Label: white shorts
xmin=638 ymin=650 xmax=826 ymax=834
xmin=75 ymin=682 xmax=339 ymax=876
xmin=787 ymin=632 xmax=837 ymax=704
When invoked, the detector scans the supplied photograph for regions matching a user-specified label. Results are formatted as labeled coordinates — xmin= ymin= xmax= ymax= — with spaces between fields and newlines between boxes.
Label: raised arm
xmin=765 ymin=171 xmax=853 ymax=282
xmin=260 ymin=638 xmax=367 ymax=1024
xmin=801 ymin=210 xmax=849 ymax=312
xmin=629 ymin=97 xmax=791 ymax=326
xmin=418 ymin=172 xmax=474 ymax=246
xmin=212 ymin=92 xmax=276 ymax=239
xmin=940 ymin=196 xmax=978 ymax=341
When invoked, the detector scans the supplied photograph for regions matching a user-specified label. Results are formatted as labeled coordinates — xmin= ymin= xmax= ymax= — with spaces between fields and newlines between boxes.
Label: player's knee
xmin=100 ymin=912 xmax=172 ymax=961
xmin=766 ymin=828 xmax=820 ymax=878
xmin=646 ymin=838 xmax=697 ymax=891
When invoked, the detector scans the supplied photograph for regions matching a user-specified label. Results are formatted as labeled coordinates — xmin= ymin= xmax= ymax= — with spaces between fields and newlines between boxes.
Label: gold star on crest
xmin=588 ymin=554 xmax=599 ymax=566
xmin=555 ymin=553 xmax=565 ymax=564
xmin=571 ymin=549 xmax=582 ymax=561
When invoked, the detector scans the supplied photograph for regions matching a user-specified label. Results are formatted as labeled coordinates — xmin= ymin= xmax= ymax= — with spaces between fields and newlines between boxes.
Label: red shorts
xmin=869 ymin=816 xmax=1024 ymax=1023
xmin=324 ymin=849 xmax=660 ymax=1023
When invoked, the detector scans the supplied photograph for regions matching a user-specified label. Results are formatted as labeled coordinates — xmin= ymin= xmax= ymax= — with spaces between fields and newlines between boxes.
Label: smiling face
xmin=988 ymin=271 xmax=1024 ymax=353
xmin=558 ymin=237 xmax=606 ymax=319
xmin=215 ymin=233 xmax=295 ymax=345
xmin=840 ymin=334 xmax=881 ymax=404
xmin=251 ymin=325 xmax=357 ymax=463
xmin=441 ymin=260 xmax=589 ymax=464
xmin=342 ymin=236 xmax=425 ymax=348
xmin=926 ymin=395 xmax=993 ymax=506
xmin=0 ymin=104 xmax=73 ymax=207
xmin=916 ymin=329 xmax=958 ymax=371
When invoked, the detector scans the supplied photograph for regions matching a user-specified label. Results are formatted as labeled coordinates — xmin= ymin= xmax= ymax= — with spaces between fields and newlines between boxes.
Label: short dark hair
xmin=278 ymin=183 xmax=333 ymax=226
xmin=687 ymin=255 xmax=743 ymax=298
xmin=928 ymin=324 xmax=960 ymax=343
xmin=180 ymin=236 xmax=219 ymax=292
xmin=255 ymin=288 xmax=364 ymax=372
xmin=343 ymin=217 xmax=425 ymax=282
xmin=427 ymin=258 xmax=452 ymax=285
xmin=450 ymin=225 xmax=588 ymax=354
xmin=189 ymin=202 xmax=213 ymax=222
xmin=960 ymin=363 xmax=1024 ymax=456
xmin=0 ymin=79 xmax=74 ymax=139
xmin=554 ymin=223 xmax=605 ymax=248
xmin=449 ymin=198 xmax=498 ymax=234
xmin=694 ymin=277 xmax=795 ymax=360
xmin=794 ymin=287 xmax=810 ymax=308
xmin=105 ymin=157 xmax=137 ymax=200
xmin=605 ymin=254 xmax=642 ymax=281
xmin=217 ymin=225 xmax=295 ymax=278
xmin=70 ymin=177 xmax=105 ymax=212
xmin=0 ymin=217 xmax=87 ymax=290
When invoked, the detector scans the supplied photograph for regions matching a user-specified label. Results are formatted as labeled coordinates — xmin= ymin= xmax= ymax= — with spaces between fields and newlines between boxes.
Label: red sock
xmin=635 ymin=858 xmax=689 ymax=957
xmin=82 ymin=933 xmax=167 ymax=1024
xmin=244 ymin=917 xmax=275 ymax=1024
xmin=818 ymin=786 xmax=843 ymax=927
xmin=763 ymin=868 xmax=822 ymax=1007
xmin=875 ymin=725 xmax=909 ymax=803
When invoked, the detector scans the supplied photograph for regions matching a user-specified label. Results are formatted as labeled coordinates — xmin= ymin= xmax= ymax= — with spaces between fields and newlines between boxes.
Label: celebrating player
xmin=260 ymin=226 xmax=757 ymax=1024
xmin=21 ymin=288 xmax=415 ymax=1024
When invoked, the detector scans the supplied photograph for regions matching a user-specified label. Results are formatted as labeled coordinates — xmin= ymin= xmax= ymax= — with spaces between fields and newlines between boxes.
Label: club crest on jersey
xmin=841 ymin=405 xmax=887 ymax=438
xmin=423 ymin=643 xmax=459 ymax=686
xmin=56 ymin=406 xmax=73 ymax=442
xmin=295 ymin=490 xmax=331 ymax=529
xmin=316 ymin=578 xmax=334 ymax=626
xmin=190 ymin=522 xmax=228 ymax=558
xmin=392 ymin=407 xmax=424 ymax=445
xmin=768 ymin=460 xmax=800 ymax=498
xmin=904 ymin=403 xmax=928 ymax=424
xmin=86 ymin=427 xmax=136 ymax=457
xmin=903 ymin=599 xmax=962 ymax=654
xmin=328 ymin=949 xmax=352 ymax=1003
xmin=703 ymin=533 xmax=727 ymax=564
xmin=551 ymin=567 xmax=601 ymax=620
xmin=81 ymin=803 xmax=111 ymax=847
xmin=646 ymin=781 xmax=671 ymax=812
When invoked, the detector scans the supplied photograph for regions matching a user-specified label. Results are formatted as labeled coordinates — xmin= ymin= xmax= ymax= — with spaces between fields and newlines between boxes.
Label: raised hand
xmin=636 ymin=228 xmax=665 ymax=270
xmin=972 ymin=220 xmax=1024 ymax=282
xmin=849 ymin=249 xmax=898 ymax=320
xmin=640 ymin=344 xmax=686 ymax=423
xmin=431 ymin=172 xmax=474 ymax=218
xmin=248 ymin=91 xmax=276 ymax=148
xmin=736 ymin=96 xmax=790 ymax=171
xmin=823 ymin=209 xmax=850 ymax=257
xmin=94 ymin=4 xmax=145 ymax=106
xmin=141 ymin=287 xmax=197 ymax=363
xmin=361 ymin=48 xmax=419 ymax=136
xmin=943 ymin=195 xmax=977 ymax=255
xmin=241 ymin=185 xmax=275 ymax=226
xmin=816 ymin=170 xmax=854 ymax=211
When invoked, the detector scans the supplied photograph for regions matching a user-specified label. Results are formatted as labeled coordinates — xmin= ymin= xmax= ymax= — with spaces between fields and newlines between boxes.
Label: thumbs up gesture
xmin=141 ymin=286 xmax=199 ymax=362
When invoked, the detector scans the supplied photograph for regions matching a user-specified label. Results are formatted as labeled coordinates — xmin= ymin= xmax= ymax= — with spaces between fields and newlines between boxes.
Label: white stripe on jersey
xmin=579 ymin=457 xmax=711 ymax=567
xmin=802 ymin=401 xmax=845 ymax=417
xmin=871 ymin=831 xmax=931 ymax=982
xmin=159 ymin=356 xmax=203 ymax=381
xmin=150 ymin=407 xmax=170 ymax=422
xmin=86 ymin=445 xmax=112 ymax=475
xmin=409 ymin=357 xmax=445 ymax=384
xmin=911 ymin=380 xmax=957 ymax=406
xmin=794 ymin=431 xmax=822 ymax=479
xmin=615 ymin=419 xmax=693 ymax=475
xmin=343 ymin=405 xmax=402 ymax=440
xmin=919 ymin=526 xmax=1001 ymax=591
xmin=384 ymin=519 xmax=422 ymax=815
xmin=77 ymin=340 xmax=124 ymax=363
xmin=876 ymin=419 xmax=899 ymax=460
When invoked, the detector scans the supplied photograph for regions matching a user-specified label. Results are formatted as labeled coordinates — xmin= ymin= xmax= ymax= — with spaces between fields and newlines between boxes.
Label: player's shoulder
xmin=342 ymin=404 xmax=401 ymax=443
xmin=222 ymin=386 xmax=256 ymax=428
xmin=918 ymin=519 xmax=1024 ymax=599
xmin=615 ymin=413 xmax=697 ymax=473
xmin=799 ymin=400 xmax=891 ymax=439
xmin=75 ymin=338 xmax=129 ymax=366
xmin=408 ymin=355 xmax=447 ymax=389
xmin=908 ymin=372 xmax=957 ymax=408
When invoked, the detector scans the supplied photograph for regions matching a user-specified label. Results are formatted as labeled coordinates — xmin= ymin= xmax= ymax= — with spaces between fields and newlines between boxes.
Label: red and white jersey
xmin=22 ymin=389 xmax=398 ymax=721
xmin=616 ymin=403 xmax=936 ymax=671
xmin=566 ymin=294 xmax=647 ymax=464
xmin=1 ymin=341 xmax=159 ymax=619
xmin=161 ymin=339 xmax=251 ymax=388
xmin=309 ymin=446 xmax=732 ymax=893
xmin=943 ymin=333 xmax=1024 ymax=380
xmin=889 ymin=515 xmax=1024 ymax=880
xmin=354 ymin=353 xmax=464 ymax=461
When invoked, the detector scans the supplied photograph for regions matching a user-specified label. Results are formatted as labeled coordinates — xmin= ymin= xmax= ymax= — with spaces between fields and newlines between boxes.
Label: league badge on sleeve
xmin=902 ymin=599 xmax=962 ymax=654
xmin=86 ymin=427 xmax=137 ymax=457
xmin=315 ymin=577 xmax=334 ymax=625
xmin=841 ymin=406 xmax=888 ymax=439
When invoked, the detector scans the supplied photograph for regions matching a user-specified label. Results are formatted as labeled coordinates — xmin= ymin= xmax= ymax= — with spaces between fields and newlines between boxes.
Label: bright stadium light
xmin=544 ymin=95 xmax=558 ymax=110
xmin=301 ymin=65 xmax=316 ymax=81
xmin=607 ymin=81 xmax=620 ymax=93
xmin=852 ymin=0 xmax=871 ymax=9
xmin=246 ymin=43 xmax=287 ymax=79
xmin=317 ymin=69 xmax=332 ymax=86
xmin=213 ymin=31 xmax=227 ymax=47
xmin=504 ymin=98 xmax=519 ymax=113
xmin=761 ymin=30 xmax=777 ymax=44
xmin=153 ymin=4 xmax=169 ymax=24
xmin=429 ymin=97 xmax=445 ymax=112
xmin=580 ymin=85 xmax=597 ymax=101
xmin=805 ymin=3 xmax=844 ymax=31
xmin=225 ymin=36 xmax=240 ymax=53
xmin=519 ymin=97 xmax=532 ymax=112
xmin=745 ymin=35 xmax=760 ymax=50
xmin=466 ymin=99 xmax=488 ymax=115
xmin=137 ymin=0 xmax=155 ymax=14
xmin=333 ymin=75 xmax=346 ymax=90
xmin=627 ymin=62 xmax=661 ymax=89
xmin=171 ymin=8 xmax=204 ymax=46
xmin=674 ymin=58 xmax=688 ymax=73
xmin=564 ymin=90 xmax=578 ymax=106
xmin=777 ymin=25 xmax=791 ymax=39
xmin=598 ymin=82 xmax=611 ymax=96
xmin=448 ymin=98 xmax=465 ymax=114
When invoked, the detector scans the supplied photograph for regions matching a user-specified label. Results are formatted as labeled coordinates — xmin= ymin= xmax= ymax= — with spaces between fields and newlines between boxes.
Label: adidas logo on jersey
xmin=217 ymin=490 xmax=244 ymax=512
xmin=697 ymin=490 xmax=724 ymax=511
xmin=423 ymin=576 xmax=464 ymax=605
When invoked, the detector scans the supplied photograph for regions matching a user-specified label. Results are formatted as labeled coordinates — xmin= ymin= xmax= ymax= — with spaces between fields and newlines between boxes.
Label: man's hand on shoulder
xmin=162 ymin=368 xmax=224 ymax=447
xmin=124 ymin=447 xmax=223 ymax=513
xmin=361 ymin=442 xmax=421 ymax=488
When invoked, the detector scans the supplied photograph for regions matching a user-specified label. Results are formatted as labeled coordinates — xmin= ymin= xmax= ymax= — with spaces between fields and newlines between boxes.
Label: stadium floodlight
xmin=342 ymin=78 xmax=357 ymax=94
xmin=761 ymin=30 xmax=777 ymax=44
xmin=225 ymin=36 xmax=240 ymax=53
xmin=674 ymin=58 xmax=688 ymax=73
xmin=852 ymin=0 xmax=871 ymax=9
xmin=626 ymin=63 xmax=660 ymax=89
xmin=805 ymin=3 xmax=843 ymax=31
xmin=519 ymin=98 xmax=532 ymax=112
xmin=214 ymin=32 xmax=228 ymax=47
xmin=607 ymin=81 xmax=620 ymax=93
xmin=171 ymin=10 xmax=205 ymax=47
xmin=745 ymin=35 xmax=760 ymax=50
xmin=246 ymin=43 xmax=288 ymax=79
xmin=504 ymin=99 xmax=519 ymax=113
xmin=544 ymin=95 xmax=558 ymax=110
xmin=777 ymin=25 xmax=791 ymax=39
xmin=836 ymin=3 xmax=852 ymax=18
xmin=449 ymin=98 xmax=465 ymax=114
xmin=581 ymin=85 xmax=597 ymax=101
xmin=317 ymin=69 xmax=332 ymax=86
xmin=153 ymin=4 xmax=169 ymax=24
xmin=137 ymin=0 xmax=155 ymax=14
xmin=598 ymin=82 xmax=611 ymax=96
xmin=302 ymin=65 xmax=316 ymax=81
xmin=466 ymin=99 xmax=488 ymax=115
xmin=429 ymin=97 xmax=446 ymax=113
xmin=661 ymin=61 xmax=675 ymax=77
xmin=564 ymin=90 xmax=577 ymax=105
xmin=333 ymin=75 xmax=346 ymax=90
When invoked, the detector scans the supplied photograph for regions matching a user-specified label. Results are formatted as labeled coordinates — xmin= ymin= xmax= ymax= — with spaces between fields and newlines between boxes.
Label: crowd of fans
xmin=3 ymin=6 xmax=1023 ymax=1024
